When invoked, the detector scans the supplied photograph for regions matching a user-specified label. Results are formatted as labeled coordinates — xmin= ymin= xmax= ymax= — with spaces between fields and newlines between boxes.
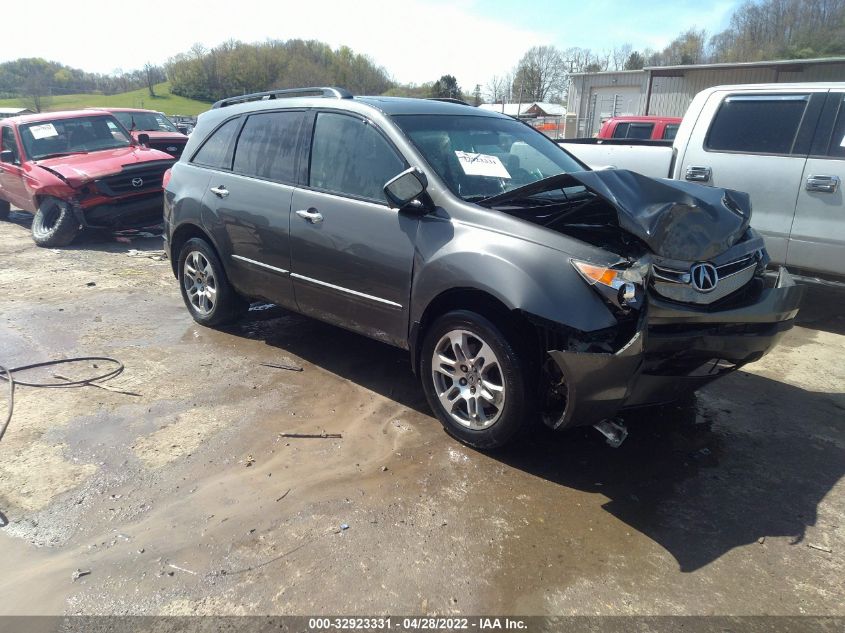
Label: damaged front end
xmin=37 ymin=160 xmax=173 ymax=230
xmin=491 ymin=170 xmax=803 ymax=431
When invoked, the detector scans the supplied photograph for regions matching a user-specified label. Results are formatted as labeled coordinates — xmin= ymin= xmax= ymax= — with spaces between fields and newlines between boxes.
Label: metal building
xmin=567 ymin=56 xmax=845 ymax=137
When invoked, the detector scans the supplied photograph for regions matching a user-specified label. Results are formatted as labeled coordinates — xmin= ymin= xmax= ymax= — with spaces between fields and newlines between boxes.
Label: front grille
xmin=149 ymin=140 xmax=186 ymax=158
xmin=94 ymin=161 xmax=174 ymax=197
xmin=652 ymin=253 xmax=760 ymax=305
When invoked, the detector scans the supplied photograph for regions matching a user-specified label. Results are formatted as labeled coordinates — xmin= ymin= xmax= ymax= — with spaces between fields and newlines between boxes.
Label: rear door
xmin=678 ymin=89 xmax=826 ymax=265
xmin=787 ymin=91 xmax=845 ymax=277
xmin=0 ymin=125 xmax=28 ymax=208
xmin=198 ymin=111 xmax=307 ymax=310
xmin=289 ymin=110 xmax=416 ymax=347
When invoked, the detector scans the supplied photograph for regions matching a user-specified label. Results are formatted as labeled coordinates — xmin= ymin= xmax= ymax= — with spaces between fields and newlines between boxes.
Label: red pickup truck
xmin=597 ymin=116 xmax=682 ymax=140
xmin=0 ymin=110 xmax=174 ymax=246
xmin=97 ymin=108 xmax=189 ymax=159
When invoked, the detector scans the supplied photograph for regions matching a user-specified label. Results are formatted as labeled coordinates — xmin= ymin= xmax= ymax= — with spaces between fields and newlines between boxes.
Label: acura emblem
xmin=166 ymin=146 xmax=177 ymax=152
xmin=690 ymin=262 xmax=718 ymax=292
xmin=131 ymin=177 xmax=144 ymax=188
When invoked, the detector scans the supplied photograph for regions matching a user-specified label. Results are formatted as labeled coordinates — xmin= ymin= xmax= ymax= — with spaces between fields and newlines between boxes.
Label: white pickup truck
xmin=559 ymin=83 xmax=845 ymax=282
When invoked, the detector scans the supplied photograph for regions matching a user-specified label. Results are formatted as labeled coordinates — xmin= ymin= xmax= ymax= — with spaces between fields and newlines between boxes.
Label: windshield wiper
xmin=472 ymin=173 xmax=579 ymax=207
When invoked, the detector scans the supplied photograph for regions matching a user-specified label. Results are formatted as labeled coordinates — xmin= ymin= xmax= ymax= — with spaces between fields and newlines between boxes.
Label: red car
xmin=0 ymin=110 xmax=175 ymax=246
xmin=597 ymin=116 xmax=682 ymax=141
xmin=97 ymin=108 xmax=189 ymax=159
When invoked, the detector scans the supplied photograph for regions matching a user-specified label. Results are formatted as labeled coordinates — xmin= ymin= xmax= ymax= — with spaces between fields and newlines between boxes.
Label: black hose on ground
xmin=0 ymin=357 xmax=124 ymax=443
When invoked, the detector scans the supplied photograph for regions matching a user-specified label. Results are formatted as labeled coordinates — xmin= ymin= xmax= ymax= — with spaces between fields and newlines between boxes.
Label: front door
xmin=787 ymin=91 xmax=845 ymax=277
xmin=0 ymin=125 xmax=27 ymax=208
xmin=289 ymin=111 xmax=416 ymax=347
xmin=679 ymin=90 xmax=825 ymax=265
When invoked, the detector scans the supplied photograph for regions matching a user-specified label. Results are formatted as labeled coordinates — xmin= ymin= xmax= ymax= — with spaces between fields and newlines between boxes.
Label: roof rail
xmin=426 ymin=97 xmax=472 ymax=106
xmin=212 ymin=87 xmax=353 ymax=109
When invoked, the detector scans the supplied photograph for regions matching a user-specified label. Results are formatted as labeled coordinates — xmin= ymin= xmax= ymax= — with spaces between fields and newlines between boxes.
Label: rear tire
xmin=0 ymin=199 xmax=10 ymax=221
xmin=177 ymin=237 xmax=246 ymax=327
xmin=420 ymin=309 xmax=533 ymax=449
xmin=31 ymin=197 xmax=80 ymax=247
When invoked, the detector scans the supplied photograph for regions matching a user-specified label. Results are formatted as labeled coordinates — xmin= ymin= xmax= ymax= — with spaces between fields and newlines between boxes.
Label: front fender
xmin=410 ymin=215 xmax=617 ymax=333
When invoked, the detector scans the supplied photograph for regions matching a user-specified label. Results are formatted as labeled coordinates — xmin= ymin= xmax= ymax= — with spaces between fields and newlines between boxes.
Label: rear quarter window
xmin=706 ymin=94 xmax=809 ymax=154
xmin=191 ymin=117 xmax=240 ymax=169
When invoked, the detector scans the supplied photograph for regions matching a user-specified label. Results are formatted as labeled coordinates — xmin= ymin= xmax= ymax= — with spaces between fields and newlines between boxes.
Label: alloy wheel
xmin=183 ymin=250 xmax=217 ymax=316
xmin=430 ymin=329 xmax=506 ymax=429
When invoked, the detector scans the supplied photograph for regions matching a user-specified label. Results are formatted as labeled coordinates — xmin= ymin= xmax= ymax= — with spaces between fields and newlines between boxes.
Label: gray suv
xmin=163 ymin=87 xmax=802 ymax=449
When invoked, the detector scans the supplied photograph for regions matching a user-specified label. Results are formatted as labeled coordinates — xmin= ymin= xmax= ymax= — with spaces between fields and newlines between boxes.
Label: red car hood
xmin=35 ymin=147 xmax=174 ymax=186
xmin=130 ymin=130 xmax=189 ymax=143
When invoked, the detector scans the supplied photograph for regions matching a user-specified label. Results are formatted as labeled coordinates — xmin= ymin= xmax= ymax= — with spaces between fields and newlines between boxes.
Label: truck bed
xmin=558 ymin=138 xmax=674 ymax=179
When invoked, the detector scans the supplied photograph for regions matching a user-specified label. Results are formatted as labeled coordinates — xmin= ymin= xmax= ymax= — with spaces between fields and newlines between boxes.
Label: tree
xmin=472 ymin=84 xmax=482 ymax=106
xmin=484 ymin=75 xmax=508 ymax=103
xmin=708 ymin=0 xmax=845 ymax=62
xmin=22 ymin=68 xmax=52 ymax=113
xmin=514 ymin=45 xmax=567 ymax=102
xmin=143 ymin=63 xmax=160 ymax=98
xmin=431 ymin=74 xmax=462 ymax=100
xmin=624 ymin=51 xmax=645 ymax=70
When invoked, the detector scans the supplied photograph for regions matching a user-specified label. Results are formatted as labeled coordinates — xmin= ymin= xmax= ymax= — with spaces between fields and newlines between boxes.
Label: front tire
xmin=32 ymin=197 xmax=80 ymax=247
xmin=0 ymin=198 xmax=10 ymax=221
xmin=177 ymin=237 xmax=246 ymax=327
xmin=420 ymin=310 xmax=533 ymax=449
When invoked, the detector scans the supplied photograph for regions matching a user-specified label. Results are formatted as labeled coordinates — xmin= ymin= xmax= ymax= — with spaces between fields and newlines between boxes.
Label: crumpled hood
xmin=35 ymin=147 xmax=173 ymax=187
xmin=484 ymin=169 xmax=752 ymax=261
xmin=568 ymin=169 xmax=751 ymax=261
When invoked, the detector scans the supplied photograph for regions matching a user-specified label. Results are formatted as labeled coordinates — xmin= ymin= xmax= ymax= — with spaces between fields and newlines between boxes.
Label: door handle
xmin=210 ymin=185 xmax=229 ymax=198
xmin=295 ymin=208 xmax=323 ymax=224
xmin=685 ymin=166 xmax=711 ymax=182
xmin=805 ymin=174 xmax=840 ymax=193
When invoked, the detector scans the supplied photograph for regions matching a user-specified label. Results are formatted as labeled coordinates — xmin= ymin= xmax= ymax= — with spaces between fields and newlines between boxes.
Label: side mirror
xmin=137 ymin=133 xmax=150 ymax=147
xmin=384 ymin=167 xmax=429 ymax=212
xmin=0 ymin=150 xmax=15 ymax=164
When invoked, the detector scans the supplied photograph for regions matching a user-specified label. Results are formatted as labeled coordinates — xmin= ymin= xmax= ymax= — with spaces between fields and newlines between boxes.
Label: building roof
xmin=530 ymin=102 xmax=566 ymax=116
xmin=0 ymin=107 xmax=34 ymax=114
xmin=571 ymin=56 xmax=845 ymax=77
xmin=478 ymin=102 xmax=541 ymax=117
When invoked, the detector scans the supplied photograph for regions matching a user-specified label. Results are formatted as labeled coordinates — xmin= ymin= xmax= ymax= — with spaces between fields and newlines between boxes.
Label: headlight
xmin=571 ymin=259 xmax=645 ymax=311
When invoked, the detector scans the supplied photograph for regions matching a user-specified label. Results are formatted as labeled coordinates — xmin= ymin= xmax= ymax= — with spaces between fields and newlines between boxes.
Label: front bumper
xmin=545 ymin=267 xmax=802 ymax=430
xmin=72 ymin=193 xmax=164 ymax=230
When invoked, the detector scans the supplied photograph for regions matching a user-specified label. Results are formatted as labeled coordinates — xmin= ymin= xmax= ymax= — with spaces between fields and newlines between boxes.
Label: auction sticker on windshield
xmin=30 ymin=123 xmax=59 ymax=139
xmin=455 ymin=151 xmax=511 ymax=178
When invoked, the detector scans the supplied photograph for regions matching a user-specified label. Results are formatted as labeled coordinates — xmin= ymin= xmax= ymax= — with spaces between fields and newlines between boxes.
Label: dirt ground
xmin=0 ymin=210 xmax=843 ymax=617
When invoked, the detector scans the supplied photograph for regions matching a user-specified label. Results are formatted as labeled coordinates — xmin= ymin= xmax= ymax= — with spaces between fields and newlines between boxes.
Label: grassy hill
xmin=0 ymin=82 xmax=211 ymax=116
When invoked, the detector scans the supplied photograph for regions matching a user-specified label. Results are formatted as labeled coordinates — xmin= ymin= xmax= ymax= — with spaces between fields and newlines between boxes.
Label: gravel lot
xmin=0 ymin=211 xmax=843 ymax=616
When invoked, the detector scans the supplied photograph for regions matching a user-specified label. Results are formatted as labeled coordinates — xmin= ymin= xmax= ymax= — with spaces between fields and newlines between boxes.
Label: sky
xmin=3 ymin=0 xmax=739 ymax=92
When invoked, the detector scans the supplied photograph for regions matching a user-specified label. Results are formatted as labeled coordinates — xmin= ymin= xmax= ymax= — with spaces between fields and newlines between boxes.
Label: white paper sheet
xmin=30 ymin=123 xmax=59 ymax=139
xmin=454 ymin=151 xmax=511 ymax=178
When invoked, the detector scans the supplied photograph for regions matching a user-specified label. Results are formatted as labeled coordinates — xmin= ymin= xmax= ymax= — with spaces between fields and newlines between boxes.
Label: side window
xmin=611 ymin=123 xmax=629 ymax=138
xmin=824 ymin=94 xmax=845 ymax=159
xmin=706 ymin=94 xmax=809 ymax=154
xmin=626 ymin=123 xmax=654 ymax=139
xmin=1 ymin=126 xmax=20 ymax=163
xmin=232 ymin=111 xmax=305 ymax=183
xmin=192 ymin=117 xmax=240 ymax=169
xmin=663 ymin=124 xmax=680 ymax=141
xmin=309 ymin=112 xmax=405 ymax=202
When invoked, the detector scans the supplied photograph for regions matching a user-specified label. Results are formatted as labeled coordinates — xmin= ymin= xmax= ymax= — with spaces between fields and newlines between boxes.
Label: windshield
xmin=20 ymin=115 xmax=131 ymax=160
xmin=113 ymin=111 xmax=179 ymax=133
xmin=392 ymin=114 xmax=584 ymax=201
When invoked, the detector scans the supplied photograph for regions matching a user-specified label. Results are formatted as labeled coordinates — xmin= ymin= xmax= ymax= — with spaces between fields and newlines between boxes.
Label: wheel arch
xmin=169 ymin=221 xmax=221 ymax=278
xmin=410 ymin=287 xmax=540 ymax=375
